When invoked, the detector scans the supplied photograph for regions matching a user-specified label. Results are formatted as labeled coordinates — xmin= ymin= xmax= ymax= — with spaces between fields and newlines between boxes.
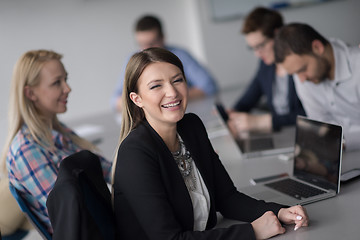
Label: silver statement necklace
xmin=172 ymin=134 xmax=197 ymax=191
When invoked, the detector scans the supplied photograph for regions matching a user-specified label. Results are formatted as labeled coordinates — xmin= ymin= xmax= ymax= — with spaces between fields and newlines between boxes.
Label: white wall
xmin=0 ymin=0 xmax=202 ymax=145
xmin=0 ymin=0 xmax=359 ymax=147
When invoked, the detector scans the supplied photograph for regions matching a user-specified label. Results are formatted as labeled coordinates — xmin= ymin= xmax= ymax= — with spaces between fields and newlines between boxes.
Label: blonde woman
xmin=1 ymin=50 xmax=112 ymax=235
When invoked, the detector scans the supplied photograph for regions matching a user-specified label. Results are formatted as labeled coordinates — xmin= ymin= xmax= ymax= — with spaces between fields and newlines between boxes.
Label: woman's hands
xmin=278 ymin=205 xmax=309 ymax=231
xmin=251 ymin=205 xmax=309 ymax=239
xmin=251 ymin=211 xmax=285 ymax=240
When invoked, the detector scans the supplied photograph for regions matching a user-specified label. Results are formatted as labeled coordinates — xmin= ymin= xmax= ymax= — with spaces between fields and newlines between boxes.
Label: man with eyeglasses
xmin=274 ymin=23 xmax=360 ymax=150
xmin=227 ymin=7 xmax=305 ymax=137
xmin=111 ymin=15 xmax=218 ymax=112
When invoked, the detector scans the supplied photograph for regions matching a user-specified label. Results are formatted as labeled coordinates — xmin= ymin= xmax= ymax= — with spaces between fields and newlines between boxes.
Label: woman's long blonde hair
xmin=1 ymin=50 xmax=96 ymax=175
xmin=111 ymin=47 xmax=186 ymax=182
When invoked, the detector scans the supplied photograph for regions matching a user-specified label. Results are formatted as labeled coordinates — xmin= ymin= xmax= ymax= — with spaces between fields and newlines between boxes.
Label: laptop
xmin=214 ymin=102 xmax=294 ymax=158
xmin=240 ymin=116 xmax=343 ymax=206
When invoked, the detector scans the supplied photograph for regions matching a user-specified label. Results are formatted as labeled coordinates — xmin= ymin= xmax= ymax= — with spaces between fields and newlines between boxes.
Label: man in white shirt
xmin=274 ymin=23 xmax=360 ymax=150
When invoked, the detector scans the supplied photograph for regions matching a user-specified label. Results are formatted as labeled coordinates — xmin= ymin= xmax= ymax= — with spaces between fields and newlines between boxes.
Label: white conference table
xmin=193 ymin=91 xmax=360 ymax=240
xmin=66 ymin=89 xmax=360 ymax=240
xmin=208 ymin=114 xmax=360 ymax=240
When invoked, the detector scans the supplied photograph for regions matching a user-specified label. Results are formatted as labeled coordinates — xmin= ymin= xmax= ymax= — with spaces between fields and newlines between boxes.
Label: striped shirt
xmin=6 ymin=123 xmax=112 ymax=233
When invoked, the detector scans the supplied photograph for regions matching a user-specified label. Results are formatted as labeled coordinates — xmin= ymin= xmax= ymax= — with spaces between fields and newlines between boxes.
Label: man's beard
xmin=309 ymin=55 xmax=331 ymax=84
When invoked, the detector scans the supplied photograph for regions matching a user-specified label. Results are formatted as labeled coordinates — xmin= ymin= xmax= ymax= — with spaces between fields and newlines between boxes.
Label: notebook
xmin=214 ymin=102 xmax=294 ymax=158
xmin=240 ymin=116 xmax=343 ymax=206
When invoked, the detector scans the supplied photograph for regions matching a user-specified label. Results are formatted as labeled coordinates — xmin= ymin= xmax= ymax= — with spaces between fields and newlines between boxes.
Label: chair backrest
xmin=78 ymin=173 xmax=115 ymax=239
xmin=46 ymin=150 xmax=115 ymax=240
xmin=9 ymin=184 xmax=52 ymax=240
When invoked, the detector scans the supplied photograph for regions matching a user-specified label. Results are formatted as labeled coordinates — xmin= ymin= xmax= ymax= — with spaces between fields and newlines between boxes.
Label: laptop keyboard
xmin=265 ymin=178 xmax=327 ymax=200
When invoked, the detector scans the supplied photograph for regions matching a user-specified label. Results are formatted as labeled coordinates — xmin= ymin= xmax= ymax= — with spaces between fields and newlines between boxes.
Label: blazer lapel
xmin=266 ymin=63 xmax=276 ymax=105
xmin=143 ymin=120 xmax=195 ymax=230
xmin=177 ymin=117 xmax=218 ymax=229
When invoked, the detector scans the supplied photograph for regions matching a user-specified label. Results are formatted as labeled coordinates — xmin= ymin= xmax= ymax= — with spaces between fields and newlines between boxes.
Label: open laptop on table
xmin=215 ymin=102 xmax=294 ymax=158
xmin=240 ymin=116 xmax=343 ymax=206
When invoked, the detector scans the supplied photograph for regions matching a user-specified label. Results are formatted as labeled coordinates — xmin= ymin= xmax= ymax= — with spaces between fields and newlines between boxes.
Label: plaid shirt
xmin=6 ymin=123 xmax=112 ymax=233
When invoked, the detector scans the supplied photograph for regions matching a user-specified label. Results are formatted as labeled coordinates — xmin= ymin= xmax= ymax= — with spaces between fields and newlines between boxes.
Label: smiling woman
xmin=25 ymin=59 xmax=71 ymax=120
xmin=129 ymin=61 xmax=188 ymax=148
xmin=112 ymin=47 xmax=309 ymax=240
xmin=0 ymin=50 xmax=112 ymax=236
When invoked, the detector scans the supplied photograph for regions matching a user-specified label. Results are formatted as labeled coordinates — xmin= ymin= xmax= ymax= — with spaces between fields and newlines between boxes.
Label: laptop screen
xmin=294 ymin=116 xmax=343 ymax=191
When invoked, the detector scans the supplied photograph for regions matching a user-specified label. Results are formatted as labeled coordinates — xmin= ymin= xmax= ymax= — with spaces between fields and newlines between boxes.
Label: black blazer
xmin=233 ymin=61 xmax=305 ymax=131
xmin=113 ymin=113 xmax=285 ymax=240
xmin=47 ymin=150 xmax=115 ymax=240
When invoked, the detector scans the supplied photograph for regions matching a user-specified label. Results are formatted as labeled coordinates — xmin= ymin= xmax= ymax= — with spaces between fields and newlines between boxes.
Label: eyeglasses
xmin=247 ymin=38 xmax=271 ymax=52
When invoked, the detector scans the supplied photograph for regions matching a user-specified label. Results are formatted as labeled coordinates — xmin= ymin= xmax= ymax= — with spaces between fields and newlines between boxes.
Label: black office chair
xmin=2 ymin=229 xmax=28 ymax=240
xmin=46 ymin=150 xmax=115 ymax=240
xmin=9 ymin=184 xmax=52 ymax=240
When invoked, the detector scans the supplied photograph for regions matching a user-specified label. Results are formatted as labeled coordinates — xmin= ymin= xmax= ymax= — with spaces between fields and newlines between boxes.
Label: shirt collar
xmin=52 ymin=128 xmax=63 ymax=147
xmin=21 ymin=123 xmax=71 ymax=149
xmin=330 ymin=38 xmax=352 ymax=84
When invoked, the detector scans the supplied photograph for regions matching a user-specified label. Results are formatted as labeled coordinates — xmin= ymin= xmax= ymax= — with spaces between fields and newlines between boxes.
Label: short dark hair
xmin=274 ymin=23 xmax=330 ymax=63
xmin=242 ymin=7 xmax=283 ymax=39
xmin=135 ymin=15 xmax=164 ymax=38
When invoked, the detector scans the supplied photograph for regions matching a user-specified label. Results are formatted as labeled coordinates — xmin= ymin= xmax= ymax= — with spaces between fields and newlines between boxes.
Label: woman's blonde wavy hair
xmin=1 ymin=50 xmax=96 ymax=176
